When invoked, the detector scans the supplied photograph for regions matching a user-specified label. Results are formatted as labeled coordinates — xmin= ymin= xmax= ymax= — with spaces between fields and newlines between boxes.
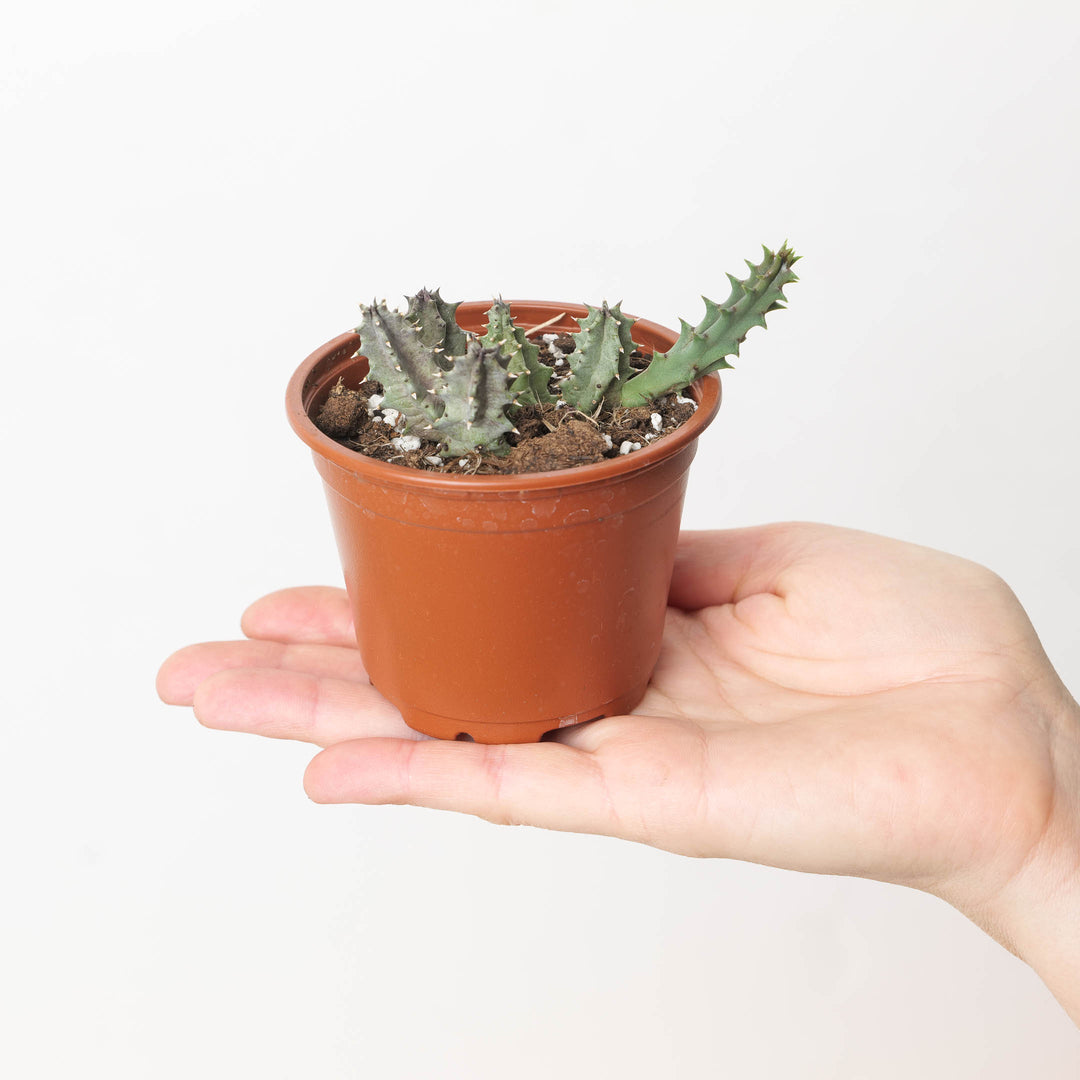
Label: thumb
xmin=668 ymin=523 xmax=821 ymax=611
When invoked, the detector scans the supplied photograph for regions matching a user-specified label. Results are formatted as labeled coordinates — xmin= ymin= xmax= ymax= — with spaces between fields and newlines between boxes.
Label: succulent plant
xmin=346 ymin=244 xmax=798 ymax=458
xmin=559 ymin=300 xmax=637 ymax=414
xmin=618 ymin=243 xmax=799 ymax=406
xmin=480 ymin=298 xmax=557 ymax=407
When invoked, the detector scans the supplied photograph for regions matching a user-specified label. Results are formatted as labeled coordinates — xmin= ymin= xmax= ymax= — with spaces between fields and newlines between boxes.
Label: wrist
xmin=959 ymin=686 xmax=1080 ymax=1022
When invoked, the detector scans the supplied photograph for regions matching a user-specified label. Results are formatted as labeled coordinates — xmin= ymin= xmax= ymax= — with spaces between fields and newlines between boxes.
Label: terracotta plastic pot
xmin=287 ymin=301 xmax=722 ymax=743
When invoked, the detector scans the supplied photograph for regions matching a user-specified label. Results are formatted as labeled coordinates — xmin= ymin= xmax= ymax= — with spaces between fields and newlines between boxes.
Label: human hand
xmin=157 ymin=523 xmax=1080 ymax=1019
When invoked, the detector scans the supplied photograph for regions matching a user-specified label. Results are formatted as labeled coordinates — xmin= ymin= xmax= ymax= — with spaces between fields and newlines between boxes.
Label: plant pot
xmin=287 ymin=301 xmax=722 ymax=743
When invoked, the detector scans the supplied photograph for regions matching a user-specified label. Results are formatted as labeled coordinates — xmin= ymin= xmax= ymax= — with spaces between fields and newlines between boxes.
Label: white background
xmin=3 ymin=0 xmax=1079 ymax=1075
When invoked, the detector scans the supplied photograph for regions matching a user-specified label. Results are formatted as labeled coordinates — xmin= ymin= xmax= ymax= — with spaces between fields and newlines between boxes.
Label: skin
xmin=157 ymin=523 xmax=1080 ymax=1022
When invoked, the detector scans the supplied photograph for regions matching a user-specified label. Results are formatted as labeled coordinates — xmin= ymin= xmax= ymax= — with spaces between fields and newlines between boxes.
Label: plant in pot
xmin=287 ymin=244 xmax=799 ymax=743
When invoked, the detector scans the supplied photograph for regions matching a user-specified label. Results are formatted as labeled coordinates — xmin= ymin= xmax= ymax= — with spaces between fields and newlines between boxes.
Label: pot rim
xmin=286 ymin=300 xmax=722 ymax=493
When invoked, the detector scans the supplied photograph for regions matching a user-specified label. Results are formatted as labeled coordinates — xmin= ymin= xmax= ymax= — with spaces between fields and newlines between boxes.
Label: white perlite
xmin=618 ymin=440 xmax=643 ymax=455
xmin=424 ymin=455 xmax=442 ymax=466
xmin=391 ymin=435 xmax=422 ymax=452
xmin=675 ymin=394 xmax=698 ymax=409
xmin=379 ymin=408 xmax=403 ymax=429
xmin=603 ymin=434 xmax=613 ymax=449
xmin=650 ymin=412 xmax=663 ymax=431
xmin=542 ymin=332 xmax=567 ymax=365
xmin=367 ymin=393 xmax=384 ymax=410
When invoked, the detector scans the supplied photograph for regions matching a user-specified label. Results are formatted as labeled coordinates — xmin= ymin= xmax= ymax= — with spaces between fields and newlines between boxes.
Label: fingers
xmin=192 ymin=667 xmax=416 ymax=745
xmin=302 ymin=715 xmax=710 ymax=850
xmin=241 ymin=586 xmax=355 ymax=647
xmin=303 ymin=736 xmax=626 ymax=835
xmin=156 ymin=639 xmax=368 ymax=706
xmin=668 ymin=523 xmax=829 ymax=610
xmin=298 ymin=704 xmax=878 ymax=873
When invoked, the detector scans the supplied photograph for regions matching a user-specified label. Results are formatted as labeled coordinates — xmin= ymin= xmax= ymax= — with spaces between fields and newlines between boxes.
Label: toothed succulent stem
xmin=481 ymin=299 xmax=555 ymax=406
xmin=561 ymin=301 xmax=636 ymax=414
xmin=355 ymin=300 xmax=446 ymax=429
xmin=431 ymin=340 xmax=517 ymax=456
xmin=616 ymin=243 xmax=799 ymax=406
xmin=406 ymin=287 xmax=469 ymax=368
xmin=357 ymin=293 xmax=516 ymax=458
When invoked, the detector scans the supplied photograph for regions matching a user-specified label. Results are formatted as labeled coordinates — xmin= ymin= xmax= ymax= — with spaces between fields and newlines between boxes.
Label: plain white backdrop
xmin=3 ymin=0 xmax=1078 ymax=1075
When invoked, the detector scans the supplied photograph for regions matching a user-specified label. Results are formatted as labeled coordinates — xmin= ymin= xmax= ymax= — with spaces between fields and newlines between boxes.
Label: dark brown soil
xmin=313 ymin=335 xmax=698 ymax=475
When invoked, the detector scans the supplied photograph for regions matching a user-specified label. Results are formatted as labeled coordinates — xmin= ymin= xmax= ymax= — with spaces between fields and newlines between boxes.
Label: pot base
xmin=400 ymin=680 xmax=650 ymax=744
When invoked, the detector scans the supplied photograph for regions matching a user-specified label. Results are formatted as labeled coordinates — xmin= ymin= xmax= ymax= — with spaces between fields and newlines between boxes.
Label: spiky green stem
xmin=481 ymin=299 xmax=555 ymax=406
xmin=356 ymin=301 xmax=445 ymax=428
xmin=406 ymin=287 xmax=469 ymax=369
xmin=617 ymin=244 xmax=799 ymax=406
xmin=561 ymin=301 xmax=637 ymax=414
xmin=431 ymin=340 xmax=517 ymax=456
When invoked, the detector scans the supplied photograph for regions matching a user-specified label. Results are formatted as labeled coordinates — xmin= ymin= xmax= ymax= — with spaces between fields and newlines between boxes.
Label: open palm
xmin=157 ymin=523 xmax=1072 ymax=912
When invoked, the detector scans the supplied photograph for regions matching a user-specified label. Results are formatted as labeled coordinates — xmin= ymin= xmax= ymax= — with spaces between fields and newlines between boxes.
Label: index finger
xmin=242 ymin=586 xmax=356 ymax=647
